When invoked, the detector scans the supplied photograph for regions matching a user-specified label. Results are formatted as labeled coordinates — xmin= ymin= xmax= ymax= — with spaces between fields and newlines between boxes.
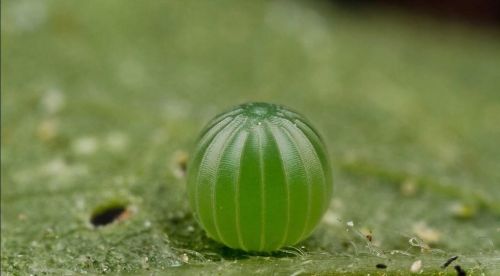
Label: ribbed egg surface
xmin=187 ymin=102 xmax=333 ymax=252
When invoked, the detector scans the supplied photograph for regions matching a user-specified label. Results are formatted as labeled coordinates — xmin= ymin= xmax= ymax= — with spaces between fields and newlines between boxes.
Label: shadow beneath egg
xmin=162 ymin=211 xmax=313 ymax=261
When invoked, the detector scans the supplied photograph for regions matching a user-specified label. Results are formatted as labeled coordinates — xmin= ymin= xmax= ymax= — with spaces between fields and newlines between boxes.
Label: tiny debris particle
xmin=360 ymin=228 xmax=373 ymax=242
xmin=347 ymin=221 xmax=354 ymax=227
xmin=442 ymin=256 xmax=459 ymax=268
xmin=17 ymin=213 xmax=27 ymax=221
xmin=401 ymin=178 xmax=417 ymax=196
xmin=37 ymin=119 xmax=59 ymax=142
xmin=454 ymin=265 xmax=466 ymax=276
xmin=171 ymin=150 xmax=189 ymax=179
xmin=366 ymin=233 xmax=373 ymax=242
xmin=410 ymin=260 xmax=422 ymax=273
xmin=180 ymin=253 xmax=189 ymax=263
xmin=376 ymin=263 xmax=387 ymax=269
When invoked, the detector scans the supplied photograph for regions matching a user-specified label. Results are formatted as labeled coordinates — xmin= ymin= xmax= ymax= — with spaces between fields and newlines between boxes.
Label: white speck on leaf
xmin=72 ymin=137 xmax=98 ymax=155
xmin=75 ymin=197 xmax=85 ymax=210
xmin=41 ymin=89 xmax=65 ymax=114
xmin=5 ymin=0 xmax=47 ymax=33
xmin=41 ymin=158 xmax=88 ymax=180
xmin=105 ymin=132 xmax=129 ymax=152
xmin=322 ymin=209 xmax=341 ymax=226
xmin=410 ymin=260 xmax=422 ymax=273
xmin=412 ymin=221 xmax=441 ymax=244
xmin=180 ymin=253 xmax=189 ymax=263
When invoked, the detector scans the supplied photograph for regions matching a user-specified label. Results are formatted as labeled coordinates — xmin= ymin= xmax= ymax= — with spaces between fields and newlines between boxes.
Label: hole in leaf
xmin=90 ymin=201 xmax=129 ymax=227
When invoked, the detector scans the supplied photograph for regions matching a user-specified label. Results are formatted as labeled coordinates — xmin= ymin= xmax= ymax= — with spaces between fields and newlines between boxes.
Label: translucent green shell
xmin=187 ymin=102 xmax=333 ymax=252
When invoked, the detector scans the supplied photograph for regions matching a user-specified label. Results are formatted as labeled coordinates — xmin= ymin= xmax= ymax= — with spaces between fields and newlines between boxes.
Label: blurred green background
xmin=2 ymin=0 xmax=500 ymax=274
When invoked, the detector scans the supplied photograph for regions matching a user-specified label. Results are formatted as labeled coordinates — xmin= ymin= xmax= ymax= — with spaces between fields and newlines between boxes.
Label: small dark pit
xmin=376 ymin=263 xmax=387 ymax=269
xmin=90 ymin=205 xmax=127 ymax=227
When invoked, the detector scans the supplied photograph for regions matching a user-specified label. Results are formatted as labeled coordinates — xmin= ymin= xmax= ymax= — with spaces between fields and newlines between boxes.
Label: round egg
xmin=187 ymin=102 xmax=333 ymax=252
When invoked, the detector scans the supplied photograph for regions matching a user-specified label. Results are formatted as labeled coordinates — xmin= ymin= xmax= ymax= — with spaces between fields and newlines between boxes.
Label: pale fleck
xmin=75 ymin=197 xmax=85 ymax=210
xmin=128 ymin=205 xmax=138 ymax=215
xmin=331 ymin=197 xmax=344 ymax=210
xmin=141 ymin=256 xmax=149 ymax=269
xmin=144 ymin=220 xmax=151 ymax=228
xmin=37 ymin=119 xmax=59 ymax=142
xmin=42 ymin=158 xmax=68 ymax=176
xmin=347 ymin=221 xmax=354 ymax=227
xmin=116 ymin=59 xmax=146 ymax=87
xmin=72 ymin=137 xmax=98 ymax=155
xmin=401 ymin=178 xmax=417 ymax=196
xmin=449 ymin=202 xmax=477 ymax=219
xmin=4 ymin=0 xmax=47 ymax=33
xmin=322 ymin=209 xmax=341 ymax=226
xmin=290 ymin=269 xmax=305 ymax=276
xmin=41 ymin=158 xmax=88 ymax=179
xmin=265 ymin=0 xmax=329 ymax=55
xmin=408 ymin=237 xmax=431 ymax=251
xmin=389 ymin=250 xmax=413 ymax=256
xmin=180 ymin=253 xmax=189 ymax=263
xmin=412 ymin=221 xmax=441 ymax=244
xmin=41 ymin=89 xmax=65 ymax=114
xmin=163 ymin=99 xmax=192 ymax=120
xmin=105 ymin=131 xmax=129 ymax=152
xmin=342 ymin=151 xmax=358 ymax=163
xmin=410 ymin=260 xmax=422 ymax=273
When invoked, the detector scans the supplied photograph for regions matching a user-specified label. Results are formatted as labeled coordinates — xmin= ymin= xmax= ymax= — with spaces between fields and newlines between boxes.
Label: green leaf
xmin=2 ymin=0 xmax=499 ymax=274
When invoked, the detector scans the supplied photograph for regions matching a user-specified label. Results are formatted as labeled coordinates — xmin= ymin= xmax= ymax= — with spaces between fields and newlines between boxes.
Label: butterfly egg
xmin=187 ymin=102 xmax=333 ymax=252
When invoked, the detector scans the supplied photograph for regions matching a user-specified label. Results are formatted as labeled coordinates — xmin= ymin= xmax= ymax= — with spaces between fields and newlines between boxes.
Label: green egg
xmin=187 ymin=102 xmax=333 ymax=252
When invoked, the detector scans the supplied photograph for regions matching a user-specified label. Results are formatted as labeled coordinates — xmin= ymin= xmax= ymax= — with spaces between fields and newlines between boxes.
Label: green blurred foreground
xmin=2 ymin=0 xmax=500 ymax=274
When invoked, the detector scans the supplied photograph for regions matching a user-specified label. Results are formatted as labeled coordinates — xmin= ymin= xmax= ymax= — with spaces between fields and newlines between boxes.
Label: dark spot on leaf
xmin=376 ymin=263 xmax=387 ymax=269
xmin=179 ymin=159 xmax=187 ymax=174
xmin=90 ymin=202 xmax=128 ymax=227
xmin=442 ymin=256 xmax=459 ymax=268
xmin=454 ymin=265 xmax=466 ymax=276
xmin=168 ymin=212 xmax=188 ymax=225
xmin=366 ymin=233 xmax=373 ymax=242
